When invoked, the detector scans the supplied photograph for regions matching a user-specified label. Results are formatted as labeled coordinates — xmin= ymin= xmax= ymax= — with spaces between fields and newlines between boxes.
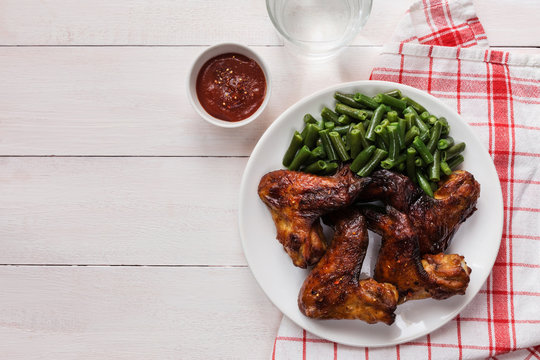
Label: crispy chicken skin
xmin=362 ymin=170 xmax=480 ymax=254
xmin=362 ymin=205 xmax=471 ymax=303
xmin=298 ymin=208 xmax=399 ymax=324
xmin=258 ymin=166 xmax=370 ymax=268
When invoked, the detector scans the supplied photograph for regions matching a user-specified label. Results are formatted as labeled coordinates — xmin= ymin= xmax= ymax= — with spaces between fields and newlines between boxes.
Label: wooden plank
xmin=0 ymin=0 xmax=538 ymax=47
xmin=0 ymin=266 xmax=281 ymax=359
xmin=0 ymin=0 xmax=411 ymax=46
xmin=0 ymin=157 xmax=250 ymax=265
xmin=0 ymin=46 xmax=381 ymax=156
xmin=1 ymin=45 xmax=537 ymax=157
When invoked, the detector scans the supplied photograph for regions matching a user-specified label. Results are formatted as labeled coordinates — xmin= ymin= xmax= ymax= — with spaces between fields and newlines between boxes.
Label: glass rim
xmin=265 ymin=0 xmax=373 ymax=53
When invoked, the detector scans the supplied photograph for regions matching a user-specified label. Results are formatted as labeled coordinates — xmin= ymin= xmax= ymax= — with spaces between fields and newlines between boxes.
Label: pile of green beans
xmin=282 ymin=89 xmax=466 ymax=196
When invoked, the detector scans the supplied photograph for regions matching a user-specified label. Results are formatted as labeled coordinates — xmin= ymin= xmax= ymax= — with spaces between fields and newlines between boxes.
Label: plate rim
xmin=238 ymin=80 xmax=504 ymax=347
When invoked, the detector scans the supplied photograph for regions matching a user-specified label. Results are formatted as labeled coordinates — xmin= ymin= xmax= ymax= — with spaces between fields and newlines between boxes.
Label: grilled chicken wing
xmin=362 ymin=205 xmax=471 ymax=303
xmin=362 ymin=169 xmax=480 ymax=254
xmin=298 ymin=208 xmax=399 ymax=324
xmin=258 ymin=166 xmax=369 ymax=268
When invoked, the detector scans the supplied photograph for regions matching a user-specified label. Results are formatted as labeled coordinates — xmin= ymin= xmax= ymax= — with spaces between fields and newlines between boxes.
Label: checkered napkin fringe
xmin=272 ymin=0 xmax=540 ymax=359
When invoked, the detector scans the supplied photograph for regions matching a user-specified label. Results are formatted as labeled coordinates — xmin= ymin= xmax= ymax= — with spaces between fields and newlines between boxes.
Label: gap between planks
xmin=0 ymin=264 xmax=248 ymax=267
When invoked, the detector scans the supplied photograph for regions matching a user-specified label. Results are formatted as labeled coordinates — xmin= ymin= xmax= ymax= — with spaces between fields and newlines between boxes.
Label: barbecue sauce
xmin=196 ymin=53 xmax=266 ymax=122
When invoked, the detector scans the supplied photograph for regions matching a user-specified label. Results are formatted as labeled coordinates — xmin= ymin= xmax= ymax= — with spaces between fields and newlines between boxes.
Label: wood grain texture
xmin=0 ymin=157 xmax=252 ymax=265
xmin=0 ymin=46 xmax=380 ymax=156
xmin=0 ymin=0 xmax=538 ymax=46
xmin=0 ymin=0 xmax=407 ymax=46
xmin=0 ymin=0 xmax=539 ymax=358
xmin=1 ymin=45 xmax=537 ymax=157
xmin=0 ymin=266 xmax=281 ymax=359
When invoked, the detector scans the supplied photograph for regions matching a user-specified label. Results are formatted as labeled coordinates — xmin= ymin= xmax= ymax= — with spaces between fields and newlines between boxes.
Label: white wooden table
xmin=1 ymin=1 xmax=539 ymax=358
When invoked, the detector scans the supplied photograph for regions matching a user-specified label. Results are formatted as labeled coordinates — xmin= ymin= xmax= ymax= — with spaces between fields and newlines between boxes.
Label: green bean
xmin=438 ymin=116 xmax=450 ymax=135
xmin=342 ymin=135 xmax=350 ymax=151
xmin=438 ymin=117 xmax=449 ymax=127
xmin=362 ymin=119 xmax=371 ymax=130
xmin=333 ymin=125 xmax=350 ymax=136
xmin=384 ymin=89 xmax=402 ymax=98
xmin=412 ymin=136 xmax=434 ymax=164
xmin=324 ymin=161 xmax=339 ymax=175
xmin=381 ymin=153 xmax=407 ymax=169
xmin=304 ymin=160 xmax=328 ymax=174
xmin=430 ymin=181 xmax=438 ymax=192
xmin=427 ymin=115 xmax=438 ymax=126
xmin=321 ymin=107 xmax=339 ymax=123
xmin=416 ymin=171 xmax=434 ymax=197
xmin=308 ymin=145 xmax=326 ymax=162
xmin=365 ymin=104 xmax=387 ymax=141
xmin=374 ymin=124 xmax=390 ymax=146
xmin=446 ymin=142 xmax=466 ymax=160
xmin=404 ymin=125 xmax=420 ymax=146
xmin=303 ymin=123 xmax=321 ymax=149
xmin=353 ymin=93 xmax=379 ymax=110
xmin=303 ymin=114 xmax=318 ymax=124
xmin=448 ymin=154 xmax=464 ymax=169
xmin=404 ymin=113 xmax=415 ymax=130
xmin=363 ymin=110 xmax=374 ymax=119
xmin=397 ymin=162 xmax=406 ymax=172
xmin=387 ymin=124 xmax=400 ymax=160
xmin=335 ymin=103 xmax=370 ymax=121
xmin=406 ymin=147 xmax=417 ymax=182
xmin=324 ymin=121 xmax=335 ymax=131
xmin=398 ymin=117 xmax=407 ymax=137
xmin=396 ymin=120 xmax=406 ymax=150
xmin=428 ymin=149 xmax=441 ymax=182
xmin=415 ymin=157 xmax=425 ymax=167
xmin=440 ymin=159 xmax=452 ymax=176
xmin=349 ymin=129 xmax=363 ymax=158
xmin=357 ymin=149 xmax=388 ymax=177
xmin=329 ymin=131 xmax=350 ymax=161
xmin=350 ymin=145 xmax=376 ymax=173
xmin=420 ymin=129 xmax=431 ymax=143
xmin=426 ymin=121 xmax=442 ymax=153
xmin=352 ymin=122 xmax=370 ymax=150
xmin=420 ymin=111 xmax=430 ymax=121
xmin=410 ymin=109 xmax=431 ymax=135
xmin=386 ymin=110 xmax=398 ymax=122
xmin=438 ymin=136 xmax=454 ymax=150
xmin=376 ymin=136 xmax=388 ymax=151
xmin=374 ymin=93 xmax=407 ymax=112
xmin=319 ymin=130 xmax=338 ymax=162
xmin=336 ymin=114 xmax=352 ymax=125
xmin=283 ymin=131 xmax=303 ymax=167
xmin=334 ymin=92 xmax=362 ymax=108
xmin=288 ymin=145 xmax=312 ymax=171
xmin=402 ymin=96 xmax=427 ymax=114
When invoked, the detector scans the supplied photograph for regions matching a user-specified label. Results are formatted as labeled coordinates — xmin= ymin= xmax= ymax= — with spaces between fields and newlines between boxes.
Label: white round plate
xmin=238 ymin=80 xmax=503 ymax=347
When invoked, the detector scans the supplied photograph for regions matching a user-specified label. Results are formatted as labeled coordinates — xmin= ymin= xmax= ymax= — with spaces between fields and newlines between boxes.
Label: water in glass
xmin=266 ymin=0 xmax=372 ymax=59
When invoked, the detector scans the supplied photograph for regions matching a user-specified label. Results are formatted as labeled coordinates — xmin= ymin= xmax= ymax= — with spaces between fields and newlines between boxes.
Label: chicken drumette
xmin=361 ymin=205 xmax=471 ymax=303
xmin=258 ymin=166 xmax=369 ymax=268
xmin=362 ymin=169 xmax=480 ymax=254
xmin=298 ymin=208 xmax=399 ymax=324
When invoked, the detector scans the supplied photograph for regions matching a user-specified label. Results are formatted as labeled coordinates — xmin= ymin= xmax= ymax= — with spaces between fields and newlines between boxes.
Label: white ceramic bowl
xmin=187 ymin=43 xmax=271 ymax=128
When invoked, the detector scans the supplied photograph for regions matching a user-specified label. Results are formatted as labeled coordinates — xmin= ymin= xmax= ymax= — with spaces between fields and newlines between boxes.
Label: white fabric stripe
xmin=486 ymin=60 xmax=497 ymax=357
xmin=502 ymin=58 xmax=516 ymax=350
xmin=371 ymin=68 xmax=540 ymax=87
xmin=382 ymin=43 xmax=540 ymax=67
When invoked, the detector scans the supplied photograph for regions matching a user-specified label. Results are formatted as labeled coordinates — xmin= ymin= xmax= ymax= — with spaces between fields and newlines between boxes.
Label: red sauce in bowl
xmin=196 ymin=53 xmax=267 ymax=122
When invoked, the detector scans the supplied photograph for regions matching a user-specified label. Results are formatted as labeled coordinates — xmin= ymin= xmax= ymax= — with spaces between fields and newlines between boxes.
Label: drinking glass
xmin=266 ymin=0 xmax=372 ymax=60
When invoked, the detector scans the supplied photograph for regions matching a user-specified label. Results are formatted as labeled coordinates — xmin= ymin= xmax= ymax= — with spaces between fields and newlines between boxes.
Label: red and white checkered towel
xmin=272 ymin=0 xmax=540 ymax=358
